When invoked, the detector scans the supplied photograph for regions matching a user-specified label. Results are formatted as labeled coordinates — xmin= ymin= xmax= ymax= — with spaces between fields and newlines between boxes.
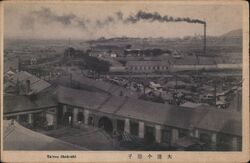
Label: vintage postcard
xmin=1 ymin=0 xmax=249 ymax=162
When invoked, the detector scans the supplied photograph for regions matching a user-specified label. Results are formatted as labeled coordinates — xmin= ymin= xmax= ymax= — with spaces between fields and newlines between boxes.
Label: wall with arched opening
xmin=98 ymin=116 xmax=113 ymax=134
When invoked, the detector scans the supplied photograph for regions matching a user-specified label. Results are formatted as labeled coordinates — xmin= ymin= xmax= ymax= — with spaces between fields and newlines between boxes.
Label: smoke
xmin=96 ymin=16 xmax=115 ymax=28
xmin=115 ymin=11 xmax=124 ymax=20
xmin=20 ymin=16 xmax=35 ymax=30
xmin=95 ymin=11 xmax=125 ymax=28
xmin=32 ymin=7 xmax=77 ymax=25
xmin=124 ymin=10 xmax=205 ymax=24
xmin=93 ymin=10 xmax=205 ymax=28
xmin=21 ymin=8 xmax=205 ymax=31
xmin=22 ymin=7 xmax=89 ymax=29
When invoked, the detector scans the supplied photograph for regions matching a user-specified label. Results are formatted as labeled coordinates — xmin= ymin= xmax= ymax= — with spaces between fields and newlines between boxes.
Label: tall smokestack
xmin=204 ymin=22 xmax=206 ymax=55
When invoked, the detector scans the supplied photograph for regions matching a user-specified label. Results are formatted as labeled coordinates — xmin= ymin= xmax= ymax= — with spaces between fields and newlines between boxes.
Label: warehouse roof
xmin=3 ymin=120 xmax=86 ymax=150
xmin=3 ymin=85 xmax=241 ymax=136
xmin=57 ymin=86 xmax=110 ymax=110
xmin=57 ymin=86 xmax=241 ymax=136
xmin=71 ymin=74 xmax=139 ymax=98
xmin=14 ymin=71 xmax=51 ymax=92
xmin=4 ymin=89 xmax=57 ymax=115
xmin=115 ymin=97 xmax=198 ymax=129
xmin=194 ymin=106 xmax=241 ymax=136
xmin=6 ymin=71 xmax=51 ymax=95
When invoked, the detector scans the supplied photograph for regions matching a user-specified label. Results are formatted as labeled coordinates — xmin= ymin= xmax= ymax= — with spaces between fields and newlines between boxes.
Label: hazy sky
xmin=4 ymin=2 xmax=243 ymax=40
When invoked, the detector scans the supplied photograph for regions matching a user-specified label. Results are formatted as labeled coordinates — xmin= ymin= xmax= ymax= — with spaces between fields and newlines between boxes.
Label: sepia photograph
xmin=1 ymin=0 xmax=249 ymax=162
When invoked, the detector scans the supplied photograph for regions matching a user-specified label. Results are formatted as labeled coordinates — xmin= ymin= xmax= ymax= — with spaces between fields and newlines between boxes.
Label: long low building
xmin=172 ymin=64 xmax=242 ymax=72
xmin=4 ymin=86 xmax=242 ymax=151
xmin=114 ymin=60 xmax=242 ymax=73
xmin=126 ymin=60 xmax=170 ymax=73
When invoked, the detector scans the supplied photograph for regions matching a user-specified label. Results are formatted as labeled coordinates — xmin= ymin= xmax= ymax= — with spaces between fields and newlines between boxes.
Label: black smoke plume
xmin=124 ymin=10 xmax=205 ymax=24
xmin=21 ymin=8 xmax=205 ymax=31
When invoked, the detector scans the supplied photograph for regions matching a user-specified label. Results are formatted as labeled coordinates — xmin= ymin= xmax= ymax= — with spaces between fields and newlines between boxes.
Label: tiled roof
xmin=70 ymin=74 xmax=139 ymax=98
xmin=57 ymin=86 xmax=242 ymax=136
xmin=4 ymin=90 xmax=57 ymax=114
xmin=3 ymin=120 xmax=86 ymax=150
xmin=4 ymin=84 xmax=241 ymax=136
xmin=57 ymin=86 xmax=110 ymax=110
xmin=10 ymin=71 xmax=51 ymax=94
xmin=192 ymin=105 xmax=241 ymax=136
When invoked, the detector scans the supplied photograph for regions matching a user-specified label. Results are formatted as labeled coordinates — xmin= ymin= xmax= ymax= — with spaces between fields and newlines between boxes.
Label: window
xmin=162 ymin=129 xmax=171 ymax=144
xmin=77 ymin=112 xmax=84 ymax=122
xmin=200 ymin=133 xmax=212 ymax=150
xmin=130 ymin=121 xmax=139 ymax=136
xmin=179 ymin=129 xmax=189 ymax=138
xmin=117 ymin=119 xmax=125 ymax=133
xmin=145 ymin=125 xmax=155 ymax=143
xmin=88 ymin=116 xmax=94 ymax=125
xmin=19 ymin=114 xmax=28 ymax=123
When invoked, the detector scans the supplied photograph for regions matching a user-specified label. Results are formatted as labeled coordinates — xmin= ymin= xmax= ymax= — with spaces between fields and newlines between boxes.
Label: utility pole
xmin=214 ymin=81 xmax=217 ymax=106
xmin=144 ymin=73 xmax=148 ymax=96
xmin=175 ymin=74 xmax=178 ymax=93
xmin=70 ymin=73 xmax=72 ymax=87
xmin=18 ymin=56 xmax=21 ymax=72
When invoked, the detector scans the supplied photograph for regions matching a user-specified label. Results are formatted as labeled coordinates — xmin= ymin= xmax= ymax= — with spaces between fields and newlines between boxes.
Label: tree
xmin=82 ymin=54 xmax=111 ymax=76
xmin=126 ymin=44 xmax=132 ymax=49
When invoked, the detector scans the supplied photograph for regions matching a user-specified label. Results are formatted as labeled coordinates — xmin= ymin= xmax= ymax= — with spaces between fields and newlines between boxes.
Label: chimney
xmin=26 ymin=79 xmax=31 ymax=95
xmin=204 ymin=22 xmax=206 ymax=55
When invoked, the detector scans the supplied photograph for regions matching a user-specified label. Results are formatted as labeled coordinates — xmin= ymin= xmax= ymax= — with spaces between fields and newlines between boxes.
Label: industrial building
xmin=125 ymin=60 xmax=170 ymax=73
xmin=4 ymin=84 xmax=242 ymax=151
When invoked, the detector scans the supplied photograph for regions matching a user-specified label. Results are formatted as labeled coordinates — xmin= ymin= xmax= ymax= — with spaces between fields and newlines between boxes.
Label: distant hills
xmin=88 ymin=28 xmax=243 ymax=43
xmin=221 ymin=29 xmax=242 ymax=38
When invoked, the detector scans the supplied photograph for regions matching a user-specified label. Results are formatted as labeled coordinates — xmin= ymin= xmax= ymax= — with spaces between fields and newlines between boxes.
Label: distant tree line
xmin=82 ymin=54 xmax=111 ymax=75
xmin=63 ymin=47 xmax=111 ymax=75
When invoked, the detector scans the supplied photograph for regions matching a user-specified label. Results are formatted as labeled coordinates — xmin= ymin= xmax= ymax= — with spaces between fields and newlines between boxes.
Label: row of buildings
xmin=110 ymin=60 xmax=242 ymax=73
xmin=3 ymin=71 xmax=242 ymax=151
